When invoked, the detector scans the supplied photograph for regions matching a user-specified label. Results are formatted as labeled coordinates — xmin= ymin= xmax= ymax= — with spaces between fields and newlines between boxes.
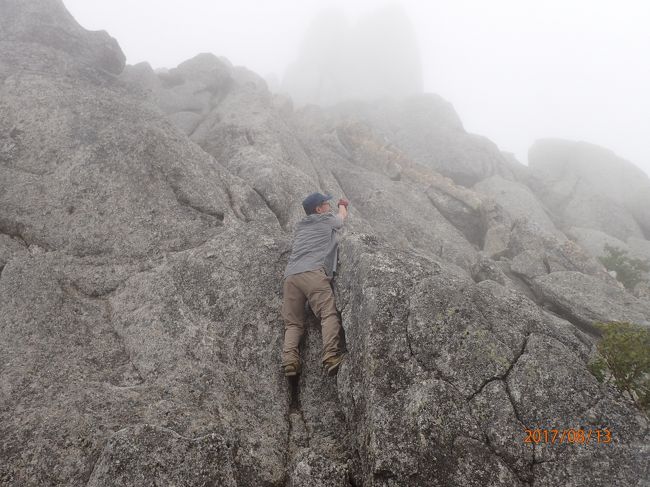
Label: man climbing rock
xmin=281 ymin=192 xmax=349 ymax=377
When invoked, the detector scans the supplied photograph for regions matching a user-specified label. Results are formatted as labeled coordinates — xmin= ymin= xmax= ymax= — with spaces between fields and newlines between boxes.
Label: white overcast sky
xmin=62 ymin=0 xmax=650 ymax=176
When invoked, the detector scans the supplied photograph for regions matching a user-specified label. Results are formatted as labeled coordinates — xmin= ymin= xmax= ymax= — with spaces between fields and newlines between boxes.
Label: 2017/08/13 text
xmin=524 ymin=428 xmax=612 ymax=445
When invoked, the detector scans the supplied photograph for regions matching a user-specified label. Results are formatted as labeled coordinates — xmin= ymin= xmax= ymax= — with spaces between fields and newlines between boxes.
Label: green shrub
xmin=589 ymin=321 xmax=650 ymax=416
xmin=598 ymin=243 xmax=650 ymax=290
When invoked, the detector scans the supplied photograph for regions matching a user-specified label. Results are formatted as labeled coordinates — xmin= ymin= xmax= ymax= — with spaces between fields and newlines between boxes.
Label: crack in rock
xmin=468 ymin=334 xmax=530 ymax=402
xmin=508 ymin=268 xmax=599 ymax=337
xmin=0 ymin=219 xmax=51 ymax=250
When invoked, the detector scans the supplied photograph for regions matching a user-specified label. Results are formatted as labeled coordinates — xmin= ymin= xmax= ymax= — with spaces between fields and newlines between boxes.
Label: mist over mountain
xmin=282 ymin=5 xmax=422 ymax=106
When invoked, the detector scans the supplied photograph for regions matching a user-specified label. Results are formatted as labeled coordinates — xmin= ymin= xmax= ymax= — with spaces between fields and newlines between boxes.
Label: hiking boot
xmin=284 ymin=362 xmax=301 ymax=377
xmin=323 ymin=354 xmax=345 ymax=376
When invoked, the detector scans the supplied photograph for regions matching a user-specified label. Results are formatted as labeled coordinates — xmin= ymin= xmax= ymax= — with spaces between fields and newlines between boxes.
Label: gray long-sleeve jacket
xmin=283 ymin=212 xmax=344 ymax=279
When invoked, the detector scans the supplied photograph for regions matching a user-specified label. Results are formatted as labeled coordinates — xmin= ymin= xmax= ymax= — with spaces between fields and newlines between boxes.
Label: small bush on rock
xmin=598 ymin=244 xmax=650 ymax=290
xmin=589 ymin=321 xmax=650 ymax=416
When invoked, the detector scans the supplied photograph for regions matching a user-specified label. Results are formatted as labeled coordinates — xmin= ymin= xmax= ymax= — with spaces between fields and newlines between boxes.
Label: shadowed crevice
xmin=171 ymin=187 xmax=225 ymax=221
xmin=0 ymin=218 xmax=52 ymax=250
xmin=252 ymin=187 xmax=286 ymax=231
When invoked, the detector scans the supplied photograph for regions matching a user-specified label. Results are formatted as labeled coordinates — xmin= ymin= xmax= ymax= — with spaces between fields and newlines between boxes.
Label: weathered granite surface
xmin=528 ymin=139 xmax=650 ymax=241
xmin=1 ymin=1 xmax=649 ymax=486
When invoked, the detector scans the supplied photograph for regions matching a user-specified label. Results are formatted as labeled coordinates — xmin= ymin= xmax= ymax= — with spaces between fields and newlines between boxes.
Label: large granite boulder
xmin=328 ymin=95 xmax=516 ymax=187
xmin=528 ymin=139 xmax=650 ymax=240
xmin=473 ymin=198 xmax=647 ymax=334
xmin=565 ymin=228 xmax=650 ymax=296
xmin=0 ymin=1 xmax=284 ymax=484
xmin=567 ymin=226 xmax=630 ymax=260
xmin=473 ymin=175 xmax=561 ymax=238
xmin=506 ymin=220 xmax=611 ymax=281
xmin=125 ymin=59 xmax=482 ymax=274
xmin=123 ymin=53 xmax=324 ymax=231
xmin=0 ymin=0 xmax=125 ymax=74
xmin=1 ymin=6 xmax=278 ymax=258
xmin=531 ymin=271 xmax=650 ymax=329
xmin=121 ymin=54 xmax=232 ymax=120
xmin=334 ymin=234 xmax=648 ymax=486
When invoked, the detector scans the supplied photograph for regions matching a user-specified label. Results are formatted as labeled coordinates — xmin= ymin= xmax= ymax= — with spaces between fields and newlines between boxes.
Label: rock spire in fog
xmin=282 ymin=5 xmax=423 ymax=106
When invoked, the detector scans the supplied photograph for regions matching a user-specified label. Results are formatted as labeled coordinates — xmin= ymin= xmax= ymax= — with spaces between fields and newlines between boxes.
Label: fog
xmin=62 ymin=0 xmax=650 ymax=177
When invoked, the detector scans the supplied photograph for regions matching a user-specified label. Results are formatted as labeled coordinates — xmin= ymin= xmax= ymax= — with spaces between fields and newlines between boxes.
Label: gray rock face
xmin=532 ymin=271 xmax=650 ymax=329
xmin=127 ymin=58 xmax=482 ymax=275
xmin=0 ymin=0 xmax=125 ymax=74
xmin=565 ymin=229 xmax=650 ymax=295
xmin=529 ymin=139 xmax=650 ymax=240
xmin=628 ymin=237 xmax=650 ymax=263
xmin=86 ymin=425 xmax=239 ymax=487
xmin=122 ymin=54 xmax=232 ymax=119
xmin=0 ymin=2 xmax=284 ymax=484
xmin=478 ymin=216 xmax=648 ymax=332
xmin=328 ymin=95 xmax=516 ymax=187
xmin=473 ymin=175 xmax=561 ymax=237
xmin=628 ymin=186 xmax=650 ymax=237
xmin=0 ymin=24 xmax=277 ymax=258
xmin=1 ymin=2 xmax=649 ymax=486
xmin=506 ymin=220 xmax=610 ymax=281
xmin=468 ymin=175 xmax=650 ymax=338
xmin=123 ymin=53 xmax=324 ymax=231
xmin=567 ymin=226 xmax=630 ymax=260
xmin=335 ymin=236 xmax=647 ymax=486
xmin=326 ymin=163 xmax=478 ymax=272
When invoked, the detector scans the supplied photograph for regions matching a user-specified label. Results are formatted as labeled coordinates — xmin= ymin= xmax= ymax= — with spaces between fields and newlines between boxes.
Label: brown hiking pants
xmin=281 ymin=267 xmax=341 ymax=367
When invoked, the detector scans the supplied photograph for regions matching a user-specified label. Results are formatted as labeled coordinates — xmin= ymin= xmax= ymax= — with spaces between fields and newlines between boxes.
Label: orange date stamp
xmin=524 ymin=428 xmax=612 ymax=445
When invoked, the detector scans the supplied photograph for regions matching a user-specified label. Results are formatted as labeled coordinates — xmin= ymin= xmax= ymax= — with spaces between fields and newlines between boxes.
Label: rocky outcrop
xmin=566 ymin=228 xmax=650 ymax=299
xmin=0 ymin=11 xmax=278 ymax=258
xmin=475 ymin=212 xmax=642 ymax=331
xmin=328 ymin=95 xmax=516 ymax=187
xmin=335 ymin=235 xmax=647 ymax=486
xmin=528 ymin=139 xmax=650 ymax=240
xmin=0 ymin=0 xmax=125 ymax=74
xmin=628 ymin=186 xmax=650 ymax=238
xmin=1 ymin=2 xmax=649 ymax=486
xmin=568 ymin=227 xmax=650 ymax=265
xmin=473 ymin=175 xmax=561 ymax=238
xmin=567 ymin=227 xmax=630 ymax=260
xmin=122 ymin=53 xmax=324 ymax=231
xmin=123 ymin=58 xmax=482 ymax=274
xmin=532 ymin=271 xmax=650 ymax=329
